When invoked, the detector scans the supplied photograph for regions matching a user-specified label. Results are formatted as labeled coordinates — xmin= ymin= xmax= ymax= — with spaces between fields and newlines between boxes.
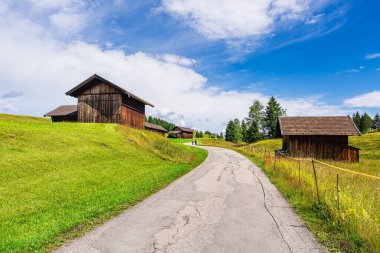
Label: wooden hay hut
xmin=278 ymin=116 xmax=361 ymax=162
xmin=44 ymin=74 xmax=154 ymax=129
xmin=44 ymin=105 xmax=78 ymax=122
xmin=145 ymin=122 xmax=168 ymax=136
xmin=170 ymin=126 xmax=194 ymax=139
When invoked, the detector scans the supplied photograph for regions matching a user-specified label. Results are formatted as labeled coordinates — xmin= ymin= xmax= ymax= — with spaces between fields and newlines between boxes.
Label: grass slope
xmin=0 ymin=114 xmax=207 ymax=252
xmin=200 ymin=133 xmax=380 ymax=253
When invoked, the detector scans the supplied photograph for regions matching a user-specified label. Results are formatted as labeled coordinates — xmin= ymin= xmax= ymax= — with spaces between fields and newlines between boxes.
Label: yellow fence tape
xmin=313 ymin=159 xmax=380 ymax=181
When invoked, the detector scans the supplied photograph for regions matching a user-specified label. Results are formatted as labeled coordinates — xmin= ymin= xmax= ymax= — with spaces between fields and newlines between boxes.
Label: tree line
xmin=146 ymin=116 xmax=176 ymax=131
xmin=225 ymin=96 xmax=286 ymax=143
xmin=352 ymin=111 xmax=380 ymax=133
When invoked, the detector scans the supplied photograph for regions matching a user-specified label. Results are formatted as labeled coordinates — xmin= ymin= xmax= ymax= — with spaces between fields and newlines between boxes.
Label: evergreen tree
xmin=246 ymin=120 xmax=261 ymax=143
xmin=360 ymin=113 xmax=373 ymax=133
xmin=225 ymin=120 xmax=235 ymax=142
xmin=373 ymin=113 xmax=380 ymax=131
xmin=264 ymin=96 xmax=286 ymax=138
xmin=220 ymin=132 xmax=224 ymax=139
xmin=241 ymin=120 xmax=248 ymax=142
xmin=352 ymin=111 xmax=361 ymax=130
xmin=225 ymin=120 xmax=240 ymax=143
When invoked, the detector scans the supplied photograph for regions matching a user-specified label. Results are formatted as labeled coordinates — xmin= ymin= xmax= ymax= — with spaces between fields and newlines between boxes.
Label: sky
xmin=0 ymin=0 xmax=379 ymax=132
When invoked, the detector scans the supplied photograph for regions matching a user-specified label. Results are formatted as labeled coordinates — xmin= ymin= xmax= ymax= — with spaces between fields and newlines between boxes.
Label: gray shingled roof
xmin=174 ymin=126 xmax=194 ymax=133
xmin=145 ymin=122 xmax=168 ymax=132
xmin=278 ymin=116 xmax=361 ymax=136
xmin=44 ymin=105 xmax=77 ymax=117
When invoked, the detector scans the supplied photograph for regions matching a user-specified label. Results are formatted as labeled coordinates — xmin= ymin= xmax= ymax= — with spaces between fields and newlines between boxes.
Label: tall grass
xmin=199 ymin=134 xmax=380 ymax=253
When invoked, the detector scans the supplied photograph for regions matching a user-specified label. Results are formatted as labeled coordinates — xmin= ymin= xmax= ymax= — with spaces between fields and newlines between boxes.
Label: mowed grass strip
xmin=199 ymin=133 xmax=380 ymax=253
xmin=0 ymin=114 xmax=207 ymax=252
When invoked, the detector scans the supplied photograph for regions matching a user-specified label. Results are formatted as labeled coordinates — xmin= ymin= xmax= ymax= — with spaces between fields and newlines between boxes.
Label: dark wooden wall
xmin=51 ymin=115 xmax=77 ymax=122
xmin=77 ymin=82 xmax=145 ymax=129
xmin=284 ymin=135 xmax=359 ymax=162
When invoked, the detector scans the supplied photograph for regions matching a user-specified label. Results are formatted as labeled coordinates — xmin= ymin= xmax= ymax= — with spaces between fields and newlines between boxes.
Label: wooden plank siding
xmin=77 ymin=82 xmax=145 ymax=128
xmin=120 ymin=105 xmax=145 ymax=129
xmin=284 ymin=135 xmax=359 ymax=162
xmin=78 ymin=93 xmax=122 ymax=123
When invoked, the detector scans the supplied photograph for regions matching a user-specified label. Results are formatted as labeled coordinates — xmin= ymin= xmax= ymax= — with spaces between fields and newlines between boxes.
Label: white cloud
xmin=25 ymin=0 xmax=85 ymax=10
xmin=336 ymin=66 xmax=365 ymax=75
xmin=343 ymin=91 xmax=380 ymax=108
xmin=50 ymin=10 xmax=87 ymax=34
xmin=160 ymin=0 xmax=334 ymax=40
xmin=157 ymin=54 xmax=197 ymax=66
xmin=0 ymin=3 xmax=351 ymax=132
xmin=366 ymin=53 xmax=380 ymax=60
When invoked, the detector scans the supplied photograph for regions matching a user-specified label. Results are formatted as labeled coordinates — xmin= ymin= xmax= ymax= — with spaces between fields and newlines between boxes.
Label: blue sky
xmin=0 ymin=0 xmax=379 ymax=131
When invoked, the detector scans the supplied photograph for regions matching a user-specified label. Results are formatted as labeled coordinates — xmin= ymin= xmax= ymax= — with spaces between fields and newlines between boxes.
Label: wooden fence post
xmin=298 ymin=160 xmax=301 ymax=187
xmin=273 ymin=152 xmax=276 ymax=176
xmin=312 ymin=159 xmax=320 ymax=203
xmin=336 ymin=174 xmax=340 ymax=210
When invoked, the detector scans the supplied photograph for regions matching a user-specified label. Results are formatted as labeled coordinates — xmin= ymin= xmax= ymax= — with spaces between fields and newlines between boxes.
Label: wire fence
xmin=238 ymin=145 xmax=380 ymax=252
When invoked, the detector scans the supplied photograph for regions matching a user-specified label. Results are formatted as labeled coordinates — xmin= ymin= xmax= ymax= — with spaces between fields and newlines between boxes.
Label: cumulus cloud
xmin=0 ymin=2 xmax=351 ymax=132
xmin=160 ymin=0 xmax=338 ymax=41
xmin=343 ymin=91 xmax=380 ymax=108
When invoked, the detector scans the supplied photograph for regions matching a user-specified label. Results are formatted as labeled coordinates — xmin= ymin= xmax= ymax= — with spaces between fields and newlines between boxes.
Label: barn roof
xmin=44 ymin=105 xmax=77 ymax=117
xmin=65 ymin=74 xmax=154 ymax=107
xmin=278 ymin=116 xmax=361 ymax=136
xmin=145 ymin=122 xmax=168 ymax=132
xmin=174 ymin=126 xmax=194 ymax=133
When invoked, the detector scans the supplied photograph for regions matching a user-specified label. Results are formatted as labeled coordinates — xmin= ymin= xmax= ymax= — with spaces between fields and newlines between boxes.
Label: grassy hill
xmin=0 ymin=114 xmax=207 ymax=252
xmin=200 ymin=133 xmax=380 ymax=253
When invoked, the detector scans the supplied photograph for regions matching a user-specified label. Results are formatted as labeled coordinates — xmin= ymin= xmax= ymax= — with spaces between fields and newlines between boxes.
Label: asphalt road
xmin=56 ymin=146 xmax=326 ymax=253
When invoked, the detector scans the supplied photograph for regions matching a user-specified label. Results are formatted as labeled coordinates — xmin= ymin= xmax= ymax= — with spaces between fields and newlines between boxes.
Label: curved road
xmin=56 ymin=146 xmax=326 ymax=253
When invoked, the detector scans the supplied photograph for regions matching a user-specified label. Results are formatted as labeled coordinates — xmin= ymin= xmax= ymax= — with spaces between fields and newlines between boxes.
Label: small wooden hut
xmin=44 ymin=105 xmax=78 ymax=122
xmin=44 ymin=74 xmax=153 ymax=129
xmin=145 ymin=122 xmax=168 ymax=136
xmin=278 ymin=116 xmax=361 ymax=162
xmin=170 ymin=126 xmax=194 ymax=139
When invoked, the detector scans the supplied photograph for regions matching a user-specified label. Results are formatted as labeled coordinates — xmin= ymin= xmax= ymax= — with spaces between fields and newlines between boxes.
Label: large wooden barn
xmin=278 ymin=116 xmax=361 ymax=162
xmin=44 ymin=74 xmax=155 ymax=130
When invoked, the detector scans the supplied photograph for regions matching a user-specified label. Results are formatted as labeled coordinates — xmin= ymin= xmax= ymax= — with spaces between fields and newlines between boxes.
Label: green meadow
xmin=0 ymin=114 xmax=207 ymax=252
xmin=200 ymin=133 xmax=380 ymax=253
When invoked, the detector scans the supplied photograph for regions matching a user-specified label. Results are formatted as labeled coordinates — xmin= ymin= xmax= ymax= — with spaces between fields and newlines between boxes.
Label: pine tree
xmin=241 ymin=120 xmax=248 ymax=142
xmin=225 ymin=120 xmax=240 ymax=143
xmin=373 ymin=113 xmax=380 ymax=131
xmin=352 ymin=111 xmax=361 ymax=131
xmin=360 ymin=113 xmax=373 ymax=133
xmin=264 ymin=96 xmax=286 ymax=138
xmin=246 ymin=121 xmax=261 ymax=143
xmin=225 ymin=120 xmax=235 ymax=142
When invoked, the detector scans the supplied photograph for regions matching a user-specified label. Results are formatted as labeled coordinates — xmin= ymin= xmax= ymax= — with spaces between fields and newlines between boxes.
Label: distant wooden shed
xmin=170 ymin=126 xmax=194 ymax=139
xmin=44 ymin=74 xmax=153 ymax=129
xmin=278 ymin=116 xmax=361 ymax=162
xmin=145 ymin=122 xmax=168 ymax=136
xmin=44 ymin=105 xmax=78 ymax=122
